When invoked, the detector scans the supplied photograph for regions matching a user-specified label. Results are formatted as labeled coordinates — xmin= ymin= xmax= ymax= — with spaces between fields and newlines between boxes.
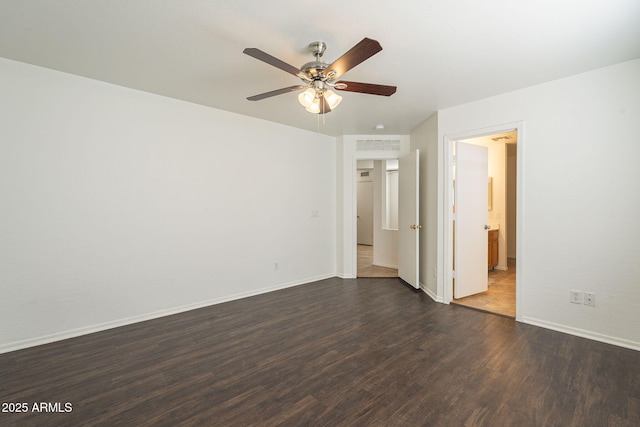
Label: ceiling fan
xmin=243 ymin=37 xmax=397 ymax=114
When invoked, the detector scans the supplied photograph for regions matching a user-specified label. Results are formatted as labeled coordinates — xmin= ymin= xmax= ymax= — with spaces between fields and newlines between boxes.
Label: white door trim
xmin=443 ymin=121 xmax=525 ymax=322
xmin=338 ymin=135 xmax=410 ymax=279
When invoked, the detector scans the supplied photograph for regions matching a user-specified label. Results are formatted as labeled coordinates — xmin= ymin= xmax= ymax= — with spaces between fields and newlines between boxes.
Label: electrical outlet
xmin=570 ymin=290 xmax=583 ymax=304
xmin=584 ymin=292 xmax=596 ymax=306
xmin=274 ymin=262 xmax=279 ymax=271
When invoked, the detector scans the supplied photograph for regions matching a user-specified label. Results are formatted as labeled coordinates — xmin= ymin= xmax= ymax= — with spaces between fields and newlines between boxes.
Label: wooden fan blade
xmin=335 ymin=81 xmax=397 ymax=96
xmin=247 ymin=85 xmax=307 ymax=101
xmin=243 ymin=48 xmax=304 ymax=77
xmin=326 ymin=38 xmax=382 ymax=80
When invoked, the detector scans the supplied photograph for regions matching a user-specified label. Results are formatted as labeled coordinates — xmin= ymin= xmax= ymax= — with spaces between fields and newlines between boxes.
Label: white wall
xmin=372 ymin=161 xmax=398 ymax=269
xmin=435 ymin=59 xmax=640 ymax=349
xmin=336 ymin=136 xmax=354 ymax=278
xmin=385 ymin=166 xmax=399 ymax=230
xmin=0 ymin=58 xmax=336 ymax=353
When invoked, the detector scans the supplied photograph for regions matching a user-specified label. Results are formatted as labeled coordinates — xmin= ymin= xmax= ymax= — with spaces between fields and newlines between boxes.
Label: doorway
xmin=356 ymin=160 xmax=399 ymax=278
xmin=444 ymin=123 xmax=523 ymax=319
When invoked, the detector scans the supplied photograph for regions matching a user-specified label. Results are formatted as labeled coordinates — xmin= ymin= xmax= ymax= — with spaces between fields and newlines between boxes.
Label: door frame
xmin=443 ymin=121 xmax=525 ymax=321
xmin=337 ymin=135 xmax=410 ymax=279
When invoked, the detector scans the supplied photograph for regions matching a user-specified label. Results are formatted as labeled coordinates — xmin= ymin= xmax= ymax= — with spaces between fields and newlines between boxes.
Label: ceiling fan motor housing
xmin=301 ymin=41 xmax=339 ymax=82
xmin=308 ymin=41 xmax=326 ymax=58
xmin=301 ymin=60 xmax=330 ymax=78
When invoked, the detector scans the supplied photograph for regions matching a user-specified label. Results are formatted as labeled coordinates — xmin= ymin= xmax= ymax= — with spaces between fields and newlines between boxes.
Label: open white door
xmin=398 ymin=149 xmax=420 ymax=289
xmin=454 ymin=142 xmax=488 ymax=298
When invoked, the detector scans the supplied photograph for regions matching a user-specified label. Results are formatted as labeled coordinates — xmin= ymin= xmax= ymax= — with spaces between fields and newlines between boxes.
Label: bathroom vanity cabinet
xmin=488 ymin=229 xmax=499 ymax=270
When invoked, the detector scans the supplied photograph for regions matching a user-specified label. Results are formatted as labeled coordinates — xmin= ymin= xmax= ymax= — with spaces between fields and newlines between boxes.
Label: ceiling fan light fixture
xmin=298 ymin=87 xmax=316 ymax=108
xmin=299 ymin=88 xmax=342 ymax=114
xmin=324 ymin=90 xmax=342 ymax=109
xmin=305 ymin=97 xmax=321 ymax=113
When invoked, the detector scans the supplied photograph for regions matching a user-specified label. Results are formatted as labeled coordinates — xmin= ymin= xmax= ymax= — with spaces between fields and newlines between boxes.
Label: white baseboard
xmin=336 ymin=272 xmax=357 ymax=279
xmin=0 ymin=274 xmax=335 ymax=355
xmin=420 ymin=282 xmax=444 ymax=303
xmin=522 ymin=316 xmax=640 ymax=352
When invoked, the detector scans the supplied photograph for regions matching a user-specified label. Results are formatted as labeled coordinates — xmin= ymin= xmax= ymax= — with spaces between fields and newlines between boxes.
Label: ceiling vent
xmin=491 ymin=135 xmax=513 ymax=142
xmin=356 ymin=139 xmax=401 ymax=152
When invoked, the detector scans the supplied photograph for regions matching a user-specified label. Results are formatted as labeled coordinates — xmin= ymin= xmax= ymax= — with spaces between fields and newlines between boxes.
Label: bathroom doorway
xmin=450 ymin=130 xmax=518 ymax=318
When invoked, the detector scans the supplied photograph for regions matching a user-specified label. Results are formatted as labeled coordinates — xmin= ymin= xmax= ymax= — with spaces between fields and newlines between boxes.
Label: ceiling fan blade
xmin=335 ymin=81 xmax=397 ymax=96
xmin=247 ymin=85 xmax=307 ymax=101
xmin=326 ymin=38 xmax=383 ymax=80
xmin=243 ymin=48 xmax=304 ymax=77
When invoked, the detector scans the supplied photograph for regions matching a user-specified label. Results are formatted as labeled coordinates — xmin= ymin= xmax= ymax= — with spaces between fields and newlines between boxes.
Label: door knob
xmin=410 ymin=224 xmax=422 ymax=229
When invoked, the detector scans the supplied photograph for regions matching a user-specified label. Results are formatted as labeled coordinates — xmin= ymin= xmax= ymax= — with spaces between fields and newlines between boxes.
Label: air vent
xmin=356 ymin=139 xmax=401 ymax=152
xmin=491 ymin=135 xmax=513 ymax=142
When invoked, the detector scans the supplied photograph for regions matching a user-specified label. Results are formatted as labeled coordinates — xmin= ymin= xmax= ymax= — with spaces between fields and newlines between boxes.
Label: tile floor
xmin=357 ymin=244 xmax=399 ymax=278
xmin=452 ymin=258 xmax=516 ymax=318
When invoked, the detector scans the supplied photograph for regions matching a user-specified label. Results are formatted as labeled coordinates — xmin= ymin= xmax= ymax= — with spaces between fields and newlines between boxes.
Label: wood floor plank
xmin=1 ymin=277 xmax=638 ymax=426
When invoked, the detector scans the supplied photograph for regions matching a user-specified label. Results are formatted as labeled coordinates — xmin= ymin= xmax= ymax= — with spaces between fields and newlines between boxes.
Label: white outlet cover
xmin=570 ymin=290 xmax=583 ymax=304
xmin=584 ymin=292 xmax=596 ymax=306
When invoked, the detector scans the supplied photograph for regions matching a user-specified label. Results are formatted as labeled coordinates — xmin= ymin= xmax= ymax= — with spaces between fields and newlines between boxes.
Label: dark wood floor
xmin=1 ymin=277 xmax=639 ymax=426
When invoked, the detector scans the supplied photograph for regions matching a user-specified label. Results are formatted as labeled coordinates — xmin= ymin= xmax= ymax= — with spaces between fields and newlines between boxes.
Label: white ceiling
xmin=1 ymin=0 xmax=639 ymax=137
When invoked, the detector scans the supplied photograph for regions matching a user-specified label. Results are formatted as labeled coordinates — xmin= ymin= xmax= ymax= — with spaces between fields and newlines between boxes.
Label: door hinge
xmin=451 ymin=270 xmax=457 ymax=279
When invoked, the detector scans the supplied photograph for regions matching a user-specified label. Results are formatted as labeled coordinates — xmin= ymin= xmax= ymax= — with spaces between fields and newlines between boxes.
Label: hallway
xmin=453 ymin=258 xmax=516 ymax=318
